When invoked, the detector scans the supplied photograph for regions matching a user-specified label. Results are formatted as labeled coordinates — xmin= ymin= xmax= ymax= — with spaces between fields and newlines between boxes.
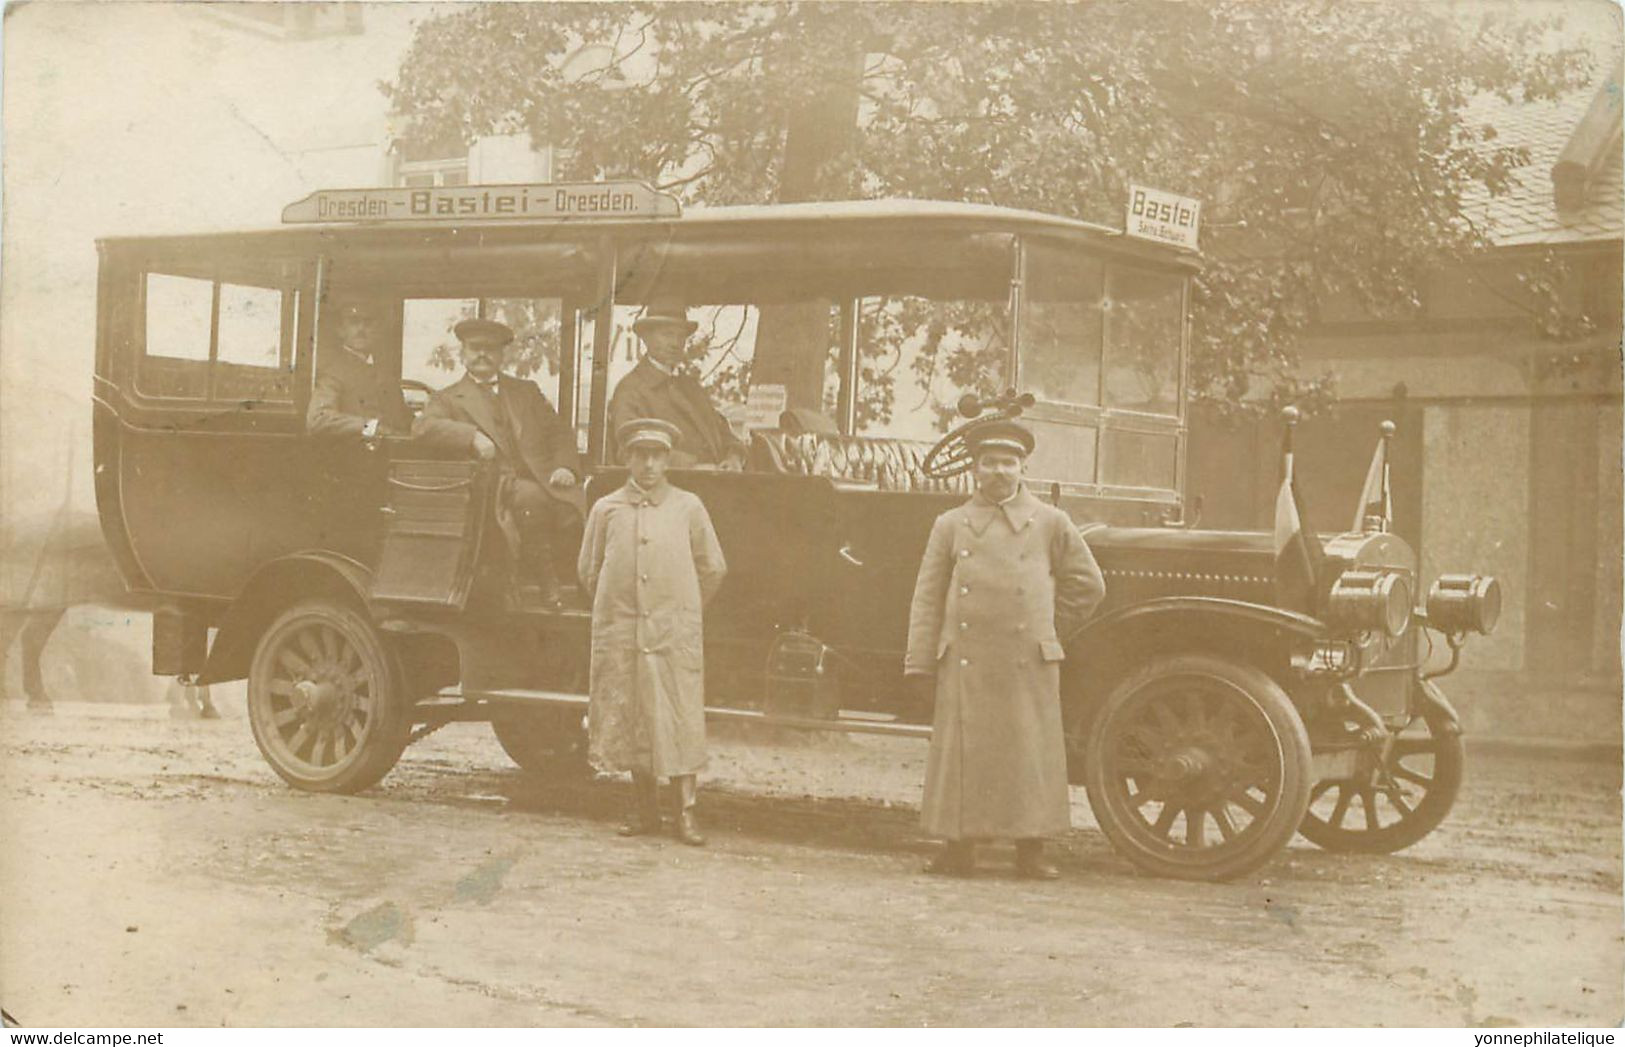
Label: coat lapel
xmin=450 ymin=375 xmax=502 ymax=445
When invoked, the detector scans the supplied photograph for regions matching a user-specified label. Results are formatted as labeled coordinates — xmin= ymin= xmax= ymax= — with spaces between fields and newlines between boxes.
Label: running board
xmin=446 ymin=687 xmax=933 ymax=739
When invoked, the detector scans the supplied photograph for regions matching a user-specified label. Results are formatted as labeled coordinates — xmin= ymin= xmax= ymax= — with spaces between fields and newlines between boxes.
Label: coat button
xmin=1017 ymin=623 xmax=1027 ymax=631
xmin=959 ymin=585 xmax=969 ymax=595
xmin=959 ymin=621 xmax=968 ymax=630
xmin=959 ymin=658 xmax=969 ymax=667
xmin=958 ymin=549 xmax=970 ymax=558
xmin=641 ymin=574 xmax=649 ymax=582
xmin=641 ymin=647 xmax=651 ymax=654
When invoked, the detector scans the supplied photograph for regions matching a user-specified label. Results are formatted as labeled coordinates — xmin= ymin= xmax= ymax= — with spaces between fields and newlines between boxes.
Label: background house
xmin=1187 ymin=65 xmax=1624 ymax=743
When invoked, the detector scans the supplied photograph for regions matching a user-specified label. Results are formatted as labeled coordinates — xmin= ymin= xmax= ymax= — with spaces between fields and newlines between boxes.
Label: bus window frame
xmin=1013 ymin=235 xmax=1189 ymax=503
xmin=131 ymin=252 xmax=303 ymax=414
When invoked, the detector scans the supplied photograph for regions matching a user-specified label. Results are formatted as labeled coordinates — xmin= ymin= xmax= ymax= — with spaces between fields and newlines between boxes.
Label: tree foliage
xmin=385 ymin=1 xmax=1593 ymax=413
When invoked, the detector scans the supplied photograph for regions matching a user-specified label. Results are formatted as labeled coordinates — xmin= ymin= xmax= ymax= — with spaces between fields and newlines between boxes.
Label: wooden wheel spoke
xmin=1212 ymin=805 xmax=1238 ymax=841
xmin=1309 ymin=780 xmax=1336 ymax=804
xmin=1390 ymin=764 xmax=1433 ymax=788
xmin=288 ymin=723 xmax=313 ymax=756
xmin=268 ymin=679 xmax=296 ymax=698
xmin=273 ymin=706 xmax=302 ymax=728
xmin=1152 ymin=701 xmax=1182 ymax=735
xmin=1387 ymin=791 xmax=1414 ymax=816
xmin=1231 ymin=789 xmax=1266 ymax=817
xmin=277 ymin=648 xmax=312 ymax=678
xmin=1185 ymin=807 xmax=1206 ymax=848
xmin=297 ymin=629 xmax=324 ymax=664
xmin=1362 ymin=789 xmax=1381 ymax=830
xmin=319 ymin=626 xmax=342 ymax=663
xmin=1328 ymin=785 xmax=1354 ymax=828
xmin=1183 ymin=692 xmax=1206 ymax=730
xmin=1151 ymin=804 xmax=1179 ymax=838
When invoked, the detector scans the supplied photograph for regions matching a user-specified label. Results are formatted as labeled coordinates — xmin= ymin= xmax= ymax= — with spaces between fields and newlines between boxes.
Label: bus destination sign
xmin=1125 ymin=185 xmax=1200 ymax=250
xmin=281 ymin=181 xmax=682 ymax=224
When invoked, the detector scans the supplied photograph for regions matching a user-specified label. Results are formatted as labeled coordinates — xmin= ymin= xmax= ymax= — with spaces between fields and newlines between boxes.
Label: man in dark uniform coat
xmin=306 ymin=300 xmax=414 ymax=441
xmin=607 ymin=295 xmax=745 ymax=469
xmin=418 ymin=317 xmax=584 ymax=604
xmin=904 ymin=418 xmax=1106 ymax=879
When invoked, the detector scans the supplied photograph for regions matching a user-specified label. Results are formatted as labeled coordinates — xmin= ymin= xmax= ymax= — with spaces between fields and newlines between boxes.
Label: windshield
xmin=1018 ymin=239 xmax=1186 ymax=490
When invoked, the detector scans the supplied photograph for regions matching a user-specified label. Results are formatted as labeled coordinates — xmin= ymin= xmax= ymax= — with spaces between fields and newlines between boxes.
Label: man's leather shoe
xmin=618 ymin=775 xmax=661 ymax=836
xmin=673 ymin=809 xmax=706 ymax=847
xmin=1015 ymin=840 xmax=1060 ymax=880
xmin=925 ymin=842 xmax=975 ymax=876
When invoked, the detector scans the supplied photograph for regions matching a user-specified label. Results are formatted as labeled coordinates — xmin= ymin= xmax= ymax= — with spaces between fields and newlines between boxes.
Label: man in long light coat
xmin=904 ymin=418 xmax=1106 ymax=878
xmin=578 ymin=418 xmax=727 ymax=845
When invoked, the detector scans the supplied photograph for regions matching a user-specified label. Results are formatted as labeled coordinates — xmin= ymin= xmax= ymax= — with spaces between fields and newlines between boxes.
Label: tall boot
xmin=523 ymin=536 xmax=563 ymax=608
xmin=671 ymin=774 xmax=706 ymax=847
xmin=1015 ymin=838 xmax=1060 ymax=880
xmin=617 ymin=771 xmax=661 ymax=837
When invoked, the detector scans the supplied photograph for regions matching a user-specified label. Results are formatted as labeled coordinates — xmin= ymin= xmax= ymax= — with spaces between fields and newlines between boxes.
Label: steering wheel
xmin=920 ymin=389 xmax=1037 ymax=480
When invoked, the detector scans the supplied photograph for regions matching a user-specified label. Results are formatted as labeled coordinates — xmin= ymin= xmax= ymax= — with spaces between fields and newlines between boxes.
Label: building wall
xmin=1420 ymin=402 xmax=1530 ymax=672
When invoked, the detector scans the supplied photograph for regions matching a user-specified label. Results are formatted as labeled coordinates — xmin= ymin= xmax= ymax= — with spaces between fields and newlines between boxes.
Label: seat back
xmin=750 ymin=430 xmax=973 ymax=494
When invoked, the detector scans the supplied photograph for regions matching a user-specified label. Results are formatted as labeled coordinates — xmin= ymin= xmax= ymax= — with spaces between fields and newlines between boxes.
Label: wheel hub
xmin=294 ymin=678 xmax=346 ymax=726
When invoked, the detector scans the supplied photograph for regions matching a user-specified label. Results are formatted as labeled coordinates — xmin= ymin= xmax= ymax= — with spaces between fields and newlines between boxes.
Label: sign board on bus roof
xmin=1125 ymin=185 xmax=1200 ymax=251
xmin=281 ymin=180 xmax=682 ymax=225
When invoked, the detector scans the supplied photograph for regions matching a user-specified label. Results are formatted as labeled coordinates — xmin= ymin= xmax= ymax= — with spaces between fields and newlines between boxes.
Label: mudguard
xmin=197 ymin=550 xmax=374 ymax=685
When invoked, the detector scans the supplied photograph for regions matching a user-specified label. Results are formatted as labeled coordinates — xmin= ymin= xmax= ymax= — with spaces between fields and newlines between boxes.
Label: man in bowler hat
xmin=607 ymin=295 xmax=746 ymax=470
xmin=418 ymin=317 xmax=584 ymax=605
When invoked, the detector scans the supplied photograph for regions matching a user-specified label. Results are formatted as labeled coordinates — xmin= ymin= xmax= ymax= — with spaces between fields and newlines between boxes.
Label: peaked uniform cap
xmin=453 ymin=317 xmax=515 ymax=346
xmin=617 ymin=416 xmax=683 ymax=451
xmin=964 ymin=417 xmax=1036 ymax=458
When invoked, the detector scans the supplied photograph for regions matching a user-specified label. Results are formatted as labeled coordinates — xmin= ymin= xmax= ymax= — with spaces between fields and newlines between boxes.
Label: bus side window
xmin=140 ymin=273 xmax=212 ymax=400
xmin=139 ymin=271 xmax=295 ymax=406
xmin=215 ymin=283 xmax=295 ymax=404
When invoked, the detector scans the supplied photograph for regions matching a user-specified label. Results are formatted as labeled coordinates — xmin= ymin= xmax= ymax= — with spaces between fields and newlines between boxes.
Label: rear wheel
xmin=491 ymin=707 xmax=590 ymax=778
xmin=1298 ymin=705 xmax=1464 ymax=853
xmin=247 ymin=599 xmax=411 ymax=793
xmin=1084 ymin=653 xmax=1312 ymax=882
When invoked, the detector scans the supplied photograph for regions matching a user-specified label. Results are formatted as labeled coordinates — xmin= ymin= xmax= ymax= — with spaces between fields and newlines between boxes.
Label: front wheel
xmin=1298 ymin=703 xmax=1464 ymax=853
xmin=246 ymin=599 xmax=411 ymax=793
xmin=1084 ymin=653 xmax=1313 ymax=882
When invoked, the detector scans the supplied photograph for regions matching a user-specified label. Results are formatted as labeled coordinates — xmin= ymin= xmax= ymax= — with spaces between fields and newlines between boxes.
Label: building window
xmin=396 ymin=158 xmax=468 ymax=188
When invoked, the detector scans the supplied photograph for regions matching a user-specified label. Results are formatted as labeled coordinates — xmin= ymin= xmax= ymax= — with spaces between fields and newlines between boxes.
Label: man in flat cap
xmin=578 ymin=417 xmax=727 ymax=845
xmin=307 ymin=299 xmax=414 ymax=442
xmin=418 ymin=317 xmax=584 ymax=605
xmin=904 ymin=417 xmax=1106 ymax=878
xmin=607 ymin=295 xmax=746 ymax=470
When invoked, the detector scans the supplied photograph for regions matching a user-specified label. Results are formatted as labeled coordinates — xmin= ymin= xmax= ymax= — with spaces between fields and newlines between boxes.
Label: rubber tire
xmin=1084 ymin=653 xmax=1313 ymax=882
xmin=246 ymin=599 xmax=411 ymax=794
xmin=1297 ymin=704 xmax=1465 ymax=854
xmin=491 ymin=708 xmax=590 ymax=778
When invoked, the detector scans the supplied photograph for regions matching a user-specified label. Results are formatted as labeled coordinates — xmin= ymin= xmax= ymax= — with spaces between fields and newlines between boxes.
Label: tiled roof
xmin=1463 ymin=77 xmax=1623 ymax=247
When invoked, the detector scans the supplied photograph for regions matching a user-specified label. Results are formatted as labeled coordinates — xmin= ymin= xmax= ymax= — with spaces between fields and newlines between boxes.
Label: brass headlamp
xmin=1425 ymin=574 xmax=1501 ymax=636
xmin=1326 ymin=569 xmax=1413 ymax=638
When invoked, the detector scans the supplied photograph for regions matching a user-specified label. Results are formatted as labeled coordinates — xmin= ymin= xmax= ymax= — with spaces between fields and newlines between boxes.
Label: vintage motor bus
xmin=92 ymin=182 xmax=1500 ymax=880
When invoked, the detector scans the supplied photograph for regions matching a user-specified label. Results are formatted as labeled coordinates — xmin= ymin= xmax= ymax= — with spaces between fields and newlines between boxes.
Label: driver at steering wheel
xmin=417 ymin=317 xmax=584 ymax=607
xmin=307 ymin=298 xmax=416 ymax=442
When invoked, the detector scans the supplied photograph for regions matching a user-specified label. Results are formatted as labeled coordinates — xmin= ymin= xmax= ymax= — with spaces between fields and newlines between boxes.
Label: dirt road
xmin=1 ymin=699 xmax=1619 ymax=1027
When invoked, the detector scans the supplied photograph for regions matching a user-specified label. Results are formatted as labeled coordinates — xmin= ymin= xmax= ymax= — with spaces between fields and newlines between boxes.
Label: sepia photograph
xmin=1 ymin=0 xmax=1621 ymax=1029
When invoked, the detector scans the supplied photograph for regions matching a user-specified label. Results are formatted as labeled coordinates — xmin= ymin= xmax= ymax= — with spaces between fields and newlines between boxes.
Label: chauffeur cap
xmin=632 ymin=293 xmax=698 ymax=337
xmin=964 ymin=417 xmax=1036 ymax=458
xmin=453 ymin=317 xmax=515 ymax=347
xmin=617 ymin=417 xmax=682 ymax=452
